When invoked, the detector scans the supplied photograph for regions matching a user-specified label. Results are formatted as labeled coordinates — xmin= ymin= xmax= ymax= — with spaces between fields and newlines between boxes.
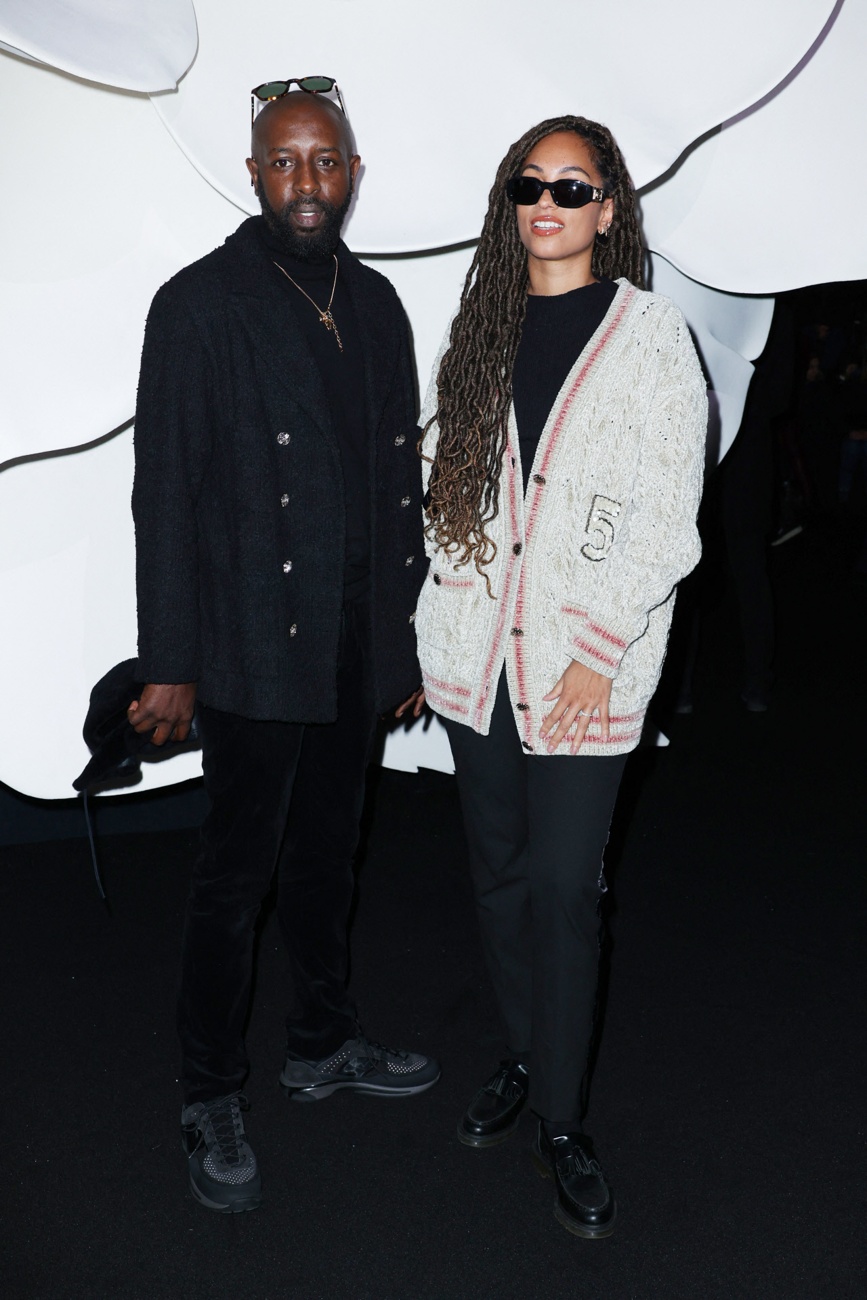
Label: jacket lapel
xmin=340 ymin=246 xmax=394 ymax=441
xmin=224 ymin=219 xmax=335 ymax=443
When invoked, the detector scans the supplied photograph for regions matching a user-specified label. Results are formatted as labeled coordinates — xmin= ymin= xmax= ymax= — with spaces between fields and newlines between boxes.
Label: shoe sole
xmin=188 ymin=1173 xmax=261 ymax=1214
xmin=770 ymin=525 xmax=803 ymax=547
xmin=280 ymin=1072 xmax=441 ymax=1102
xmin=456 ymin=1114 xmax=521 ymax=1148
xmin=532 ymin=1149 xmax=616 ymax=1240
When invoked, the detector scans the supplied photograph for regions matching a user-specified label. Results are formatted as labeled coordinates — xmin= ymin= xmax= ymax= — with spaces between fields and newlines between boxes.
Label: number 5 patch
xmin=581 ymin=495 xmax=622 ymax=562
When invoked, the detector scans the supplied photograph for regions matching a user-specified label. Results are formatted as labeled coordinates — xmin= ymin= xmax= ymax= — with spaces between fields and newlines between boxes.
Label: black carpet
xmin=4 ymin=525 xmax=866 ymax=1300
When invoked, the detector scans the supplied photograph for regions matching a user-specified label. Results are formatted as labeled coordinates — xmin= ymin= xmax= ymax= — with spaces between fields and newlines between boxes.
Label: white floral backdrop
xmin=0 ymin=0 xmax=862 ymax=798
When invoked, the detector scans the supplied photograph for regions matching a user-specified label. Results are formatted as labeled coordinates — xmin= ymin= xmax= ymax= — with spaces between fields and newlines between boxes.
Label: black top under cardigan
xmin=132 ymin=217 xmax=423 ymax=722
xmin=512 ymin=278 xmax=617 ymax=492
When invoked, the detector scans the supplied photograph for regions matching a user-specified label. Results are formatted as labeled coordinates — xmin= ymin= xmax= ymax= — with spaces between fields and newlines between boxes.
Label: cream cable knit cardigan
xmin=416 ymin=280 xmax=708 ymax=756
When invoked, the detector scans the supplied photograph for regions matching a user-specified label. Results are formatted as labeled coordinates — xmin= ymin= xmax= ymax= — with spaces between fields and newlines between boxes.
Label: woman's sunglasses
xmin=506 ymin=176 xmax=608 ymax=208
xmin=250 ymin=77 xmax=346 ymax=125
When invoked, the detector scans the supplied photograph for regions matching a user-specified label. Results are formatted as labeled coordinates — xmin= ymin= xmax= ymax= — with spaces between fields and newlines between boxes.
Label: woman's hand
xmin=540 ymin=660 xmax=612 ymax=754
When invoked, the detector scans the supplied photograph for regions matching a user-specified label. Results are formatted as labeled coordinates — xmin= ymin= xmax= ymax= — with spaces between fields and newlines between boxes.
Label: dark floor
xmin=3 ymin=520 xmax=866 ymax=1300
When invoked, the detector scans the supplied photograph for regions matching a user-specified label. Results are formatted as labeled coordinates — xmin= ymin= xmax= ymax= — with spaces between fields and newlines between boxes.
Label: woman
xmin=416 ymin=116 xmax=707 ymax=1238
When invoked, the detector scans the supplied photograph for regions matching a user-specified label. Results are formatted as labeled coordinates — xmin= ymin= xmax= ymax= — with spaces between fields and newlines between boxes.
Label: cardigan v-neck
xmin=512 ymin=278 xmax=617 ymax=494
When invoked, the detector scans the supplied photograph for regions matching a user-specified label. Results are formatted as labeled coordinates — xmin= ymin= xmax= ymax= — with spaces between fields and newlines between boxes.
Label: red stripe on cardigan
xmin=425 ymin=687 xmax=469 ymax=716
xmin=424 ymin=673 xmax=471 ymax=699
xmin=571 ymin=636 xmax=620 ymax=669
xmin=476 ymin=431 xmax=522 ymax=727
xmin=585 ymin=619 xmax=628 ymax=649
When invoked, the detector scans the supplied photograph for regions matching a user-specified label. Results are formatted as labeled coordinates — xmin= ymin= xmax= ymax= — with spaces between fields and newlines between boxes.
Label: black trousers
xmin=178 ymin=598 xmax=376 ymax=1105
xmin=444 ymin=673 xmax=626 ymax=1122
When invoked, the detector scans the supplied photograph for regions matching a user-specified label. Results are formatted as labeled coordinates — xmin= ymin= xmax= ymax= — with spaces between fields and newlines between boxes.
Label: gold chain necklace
xmin=272 ymin=256 xmax=343 ymax=351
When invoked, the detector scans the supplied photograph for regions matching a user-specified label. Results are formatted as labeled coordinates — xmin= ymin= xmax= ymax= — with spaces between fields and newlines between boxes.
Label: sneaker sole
xmin=281 ymin=1073 xmax=441 ymax=1101
xmin=532 ymin=1149 xmax=616 ymax=1240
xmin=188 ymin=1173 xmax=261 ymax=1214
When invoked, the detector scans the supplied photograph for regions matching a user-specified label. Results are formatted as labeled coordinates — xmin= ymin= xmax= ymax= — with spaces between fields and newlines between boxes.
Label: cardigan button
xmin=394 ymin=434 xmax=406 ymax=446
xmin=277 ymin=432 xmax=290 ymax=446
xmin=282 ymin=560 xmax=293 ymax=573
xmin=512 ymin=543 xmax=522 ymax=555
xmin=532 ymin=473 xmax=546 ymax=485
xmin=289 ymin=623 xmax=297 ymax=636
xmin=433 ymin=574 xmax=441 ymax=585
xmin=409 ymin=612 xmax=416 ymax=623
xmin=510 ymin=627 xmax=524 ymax=637
xmin=400 ymin=495 xmax=411 ymax=507
xmin=405 ymin=555 xmax=414 ymax=566
xmin=280 ymin=494 xmax=289 ymax=507
xmin=516 ymin=702 xmax=529 ymax=711
xmin=522 ymin=741 xmax=534 ymax=752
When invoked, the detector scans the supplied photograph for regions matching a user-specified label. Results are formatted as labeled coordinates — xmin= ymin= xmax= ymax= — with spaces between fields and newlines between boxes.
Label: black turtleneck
xmin=512 ymin=277 xmax=617 ymax=492
xmin=256 ymin=218 xmax=369 ymax=598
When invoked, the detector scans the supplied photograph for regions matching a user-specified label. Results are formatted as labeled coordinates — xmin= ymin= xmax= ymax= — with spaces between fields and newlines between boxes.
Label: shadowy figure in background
xmin=672 ymin=302 xmax=795 ymax=714
xmin=837 ymin=361 xmax=867 ymax=507
xmin=722 ymin=303 xmax=796 ymax=709
xmin=837 ymin=359 xmax=867 ymax=577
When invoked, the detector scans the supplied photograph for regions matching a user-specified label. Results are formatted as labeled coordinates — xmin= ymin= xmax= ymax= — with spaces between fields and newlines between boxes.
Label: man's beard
xmin=258 ymin=185 xmax=352 ymax=263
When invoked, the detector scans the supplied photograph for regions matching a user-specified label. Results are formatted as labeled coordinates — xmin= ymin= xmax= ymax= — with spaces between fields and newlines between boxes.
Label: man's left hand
xmin=394 ymin=687 xmax=426 ymax=719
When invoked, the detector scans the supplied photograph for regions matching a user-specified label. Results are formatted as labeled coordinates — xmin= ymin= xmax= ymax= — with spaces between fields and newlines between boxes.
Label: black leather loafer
xmin=532 ymin=1123 xmax=616 ymax=1238
xmin=457 ymin=1059 xmax=529 ymax=1148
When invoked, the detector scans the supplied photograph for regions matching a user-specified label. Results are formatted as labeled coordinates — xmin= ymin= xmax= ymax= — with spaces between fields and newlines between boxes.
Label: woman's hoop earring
xmin=596 ymin=225 xmax=611 ymax=242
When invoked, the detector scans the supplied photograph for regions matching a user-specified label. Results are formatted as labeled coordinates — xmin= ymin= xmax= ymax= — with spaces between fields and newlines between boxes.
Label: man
xmin=129 ymin=86 xmax=437 ymax=1214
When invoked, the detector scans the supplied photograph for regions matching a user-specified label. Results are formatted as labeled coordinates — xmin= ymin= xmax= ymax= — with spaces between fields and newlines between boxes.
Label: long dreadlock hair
xmin=423 ymin=115 xmax=644 ymax=582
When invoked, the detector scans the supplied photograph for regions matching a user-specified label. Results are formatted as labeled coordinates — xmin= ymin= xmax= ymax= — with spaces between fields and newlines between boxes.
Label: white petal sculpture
xmin=648 ymin=253 xmax=774 ymax=462
xmin=0 ymin=431 xmax=203 ymax=799
xmin=0 ymin=0 xmax=197 ymax=92
xmin=0 ymin=0 xmax=860 ymax=799
xmin=153 ymin=0 xmax=838 ymax=251
xmin=0 ymin=55 xmax=236 ymax=466
xmin=641 ymin=0 xmax=863 ymax=291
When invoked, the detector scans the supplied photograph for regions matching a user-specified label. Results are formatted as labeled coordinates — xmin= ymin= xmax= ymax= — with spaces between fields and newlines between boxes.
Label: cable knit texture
xmin=417 ymin=281 xmax=708 ymax=756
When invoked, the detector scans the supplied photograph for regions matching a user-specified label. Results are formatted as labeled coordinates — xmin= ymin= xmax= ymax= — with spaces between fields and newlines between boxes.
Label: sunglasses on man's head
xmin=250 ymin=76 xmax=346 ymax=125
xmin=506 ymin=176 xmax=608 ymax=208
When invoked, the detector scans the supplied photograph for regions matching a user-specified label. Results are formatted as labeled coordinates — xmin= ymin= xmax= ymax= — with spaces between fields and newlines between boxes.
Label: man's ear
xmin=245 ymin=157 xmax=259 ymax=193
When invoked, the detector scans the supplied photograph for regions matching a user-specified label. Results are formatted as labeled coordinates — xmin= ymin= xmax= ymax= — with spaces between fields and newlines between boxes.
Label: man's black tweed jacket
xmin=132 ymin=217 xmax=424 ymax=722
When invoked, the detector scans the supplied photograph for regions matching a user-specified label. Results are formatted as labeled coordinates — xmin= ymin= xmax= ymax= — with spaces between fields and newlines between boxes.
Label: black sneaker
xmin=180 ymin=1092 xmax=262 ymax=1213
xmin=280 ymin=1033 xmax=440 ymax=1101
xmin=532 ymin=1122 xmax=616 ymax=1239
xmin=458 ymin=1059 xmax=529 ymax=1148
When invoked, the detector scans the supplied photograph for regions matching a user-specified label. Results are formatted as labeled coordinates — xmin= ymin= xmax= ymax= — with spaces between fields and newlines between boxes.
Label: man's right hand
xmin=127 ymin=682 xmax=197 ymax=746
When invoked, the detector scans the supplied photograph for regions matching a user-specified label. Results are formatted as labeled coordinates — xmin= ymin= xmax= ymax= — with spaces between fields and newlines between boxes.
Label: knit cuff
xmin=561 ymin=603 xmax=628 ymax=679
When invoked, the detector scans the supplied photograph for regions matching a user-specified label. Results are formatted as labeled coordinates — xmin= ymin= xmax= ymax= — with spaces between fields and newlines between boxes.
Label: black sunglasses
xmin=506 ymin=176 xmax=608 ymax=208
xmin=250 ymin=77 xmax=346 ymax=126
